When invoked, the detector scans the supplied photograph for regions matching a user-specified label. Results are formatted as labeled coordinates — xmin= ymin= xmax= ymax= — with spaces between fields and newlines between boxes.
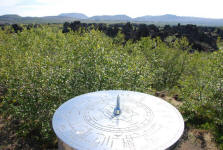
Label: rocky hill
xmin=0 ymin=13 xmax=223 ymax=26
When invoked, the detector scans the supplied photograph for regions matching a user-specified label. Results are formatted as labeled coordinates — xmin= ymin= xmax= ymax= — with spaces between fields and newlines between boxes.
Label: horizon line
xmin=1 ymin=13 xmax=223 ymax=20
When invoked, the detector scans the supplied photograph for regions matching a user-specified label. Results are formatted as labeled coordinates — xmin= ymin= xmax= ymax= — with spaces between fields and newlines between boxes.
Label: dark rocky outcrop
xmin=4 ymin=22 xmax=221 ymax=52
xmin=62 ymin=21 xmax=222 ymax=52
xmin=11 ymin=24 xmax=23 ymax=33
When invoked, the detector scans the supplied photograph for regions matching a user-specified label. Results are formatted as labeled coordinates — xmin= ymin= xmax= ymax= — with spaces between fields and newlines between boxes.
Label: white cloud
xmin=0 ymin=0 xmax=21 ymax=7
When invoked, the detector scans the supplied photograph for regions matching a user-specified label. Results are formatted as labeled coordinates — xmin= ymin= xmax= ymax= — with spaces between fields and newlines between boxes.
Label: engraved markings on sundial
xmin=83 ymin=96 xmax=154 ymax=134
xmin=53 ymin=91 xmax=184 ymax=150
xmin=65 ymin=94 xmax=154 ymax=149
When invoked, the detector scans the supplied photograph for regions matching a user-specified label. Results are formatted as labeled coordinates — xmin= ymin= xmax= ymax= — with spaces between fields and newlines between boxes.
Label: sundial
xmin=52 ymin=90 xmax=184 ymax=150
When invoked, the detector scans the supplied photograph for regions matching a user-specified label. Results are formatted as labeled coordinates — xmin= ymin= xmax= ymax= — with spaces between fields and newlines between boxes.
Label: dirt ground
xmin=0 ymin=92 xmax=219 ymax=150
xmin=174 ymin=127 xmax=218 ymax=150
xmin=156 ymin=92 xmax=219 ymax=150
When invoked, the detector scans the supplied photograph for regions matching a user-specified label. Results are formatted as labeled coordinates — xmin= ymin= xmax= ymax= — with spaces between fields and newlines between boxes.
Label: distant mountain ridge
xmin=0 ymin=14 xmax=77 ymax=24
xmin=134 ymin=14 xmax=223 ymax=26
xmin=59 ymin=13 xmax=88 ymax=19
xmin=1 ymin=13 xmax=223 ymax=26
xmin=89 ymin=15 xmax=132 ymax=21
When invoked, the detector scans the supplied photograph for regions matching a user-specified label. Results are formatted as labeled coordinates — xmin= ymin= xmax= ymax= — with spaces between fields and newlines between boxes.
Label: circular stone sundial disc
xmin=52 ymin=90 xmax=184 ymax=150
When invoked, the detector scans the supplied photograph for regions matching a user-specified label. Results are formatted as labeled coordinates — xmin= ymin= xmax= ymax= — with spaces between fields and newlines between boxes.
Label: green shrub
xmin=135 ymin=37 xmax=190 ymax=91
xmin=179 ymin=50 xmax=223 ymax=148
xmin=0 ymin=27 xmax=152 ymax=147
xmin=0 ymin=26 xmax=222 ymax=149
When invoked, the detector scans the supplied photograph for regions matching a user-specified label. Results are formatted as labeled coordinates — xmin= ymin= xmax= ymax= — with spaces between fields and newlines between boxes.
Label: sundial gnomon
xmin=53 ymin=90 xmax=184 ymax=150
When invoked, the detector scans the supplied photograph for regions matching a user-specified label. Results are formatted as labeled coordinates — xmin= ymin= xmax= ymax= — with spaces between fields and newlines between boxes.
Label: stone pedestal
xmin=58 ymin=139 xmax=76 ymax=150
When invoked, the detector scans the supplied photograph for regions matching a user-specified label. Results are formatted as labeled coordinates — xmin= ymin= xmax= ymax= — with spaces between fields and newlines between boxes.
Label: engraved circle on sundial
xmin=52 ymin=90 xmax=184 ymax=150
xmin=83 ymin=98 xmax=154 ymax=134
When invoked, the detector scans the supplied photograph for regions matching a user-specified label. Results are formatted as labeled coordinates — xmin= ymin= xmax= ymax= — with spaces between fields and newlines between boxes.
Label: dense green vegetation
xmin=0 ymin=26 xmax=223 ymax=149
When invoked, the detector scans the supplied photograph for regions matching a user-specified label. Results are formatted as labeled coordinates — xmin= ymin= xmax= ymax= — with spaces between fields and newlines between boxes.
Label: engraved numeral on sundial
xmin=106 ymin=136 xmax=110 ymax=146
xmin=94 ymin=133 xmax=105 ymax=145
xmin=122 ymin=135 xmax=136 ymax=150
xmin=111 ymin=139 xmax=114 ymax=148
xmin=94 ymin=134 xmax=114 ymax=148
xmin=101 ymin=135 xmax=106 ymax=146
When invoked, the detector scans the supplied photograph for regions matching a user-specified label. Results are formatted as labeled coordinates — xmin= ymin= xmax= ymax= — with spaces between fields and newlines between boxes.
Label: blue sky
xmin=0 ymin=0 xmax=223 ymax=18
